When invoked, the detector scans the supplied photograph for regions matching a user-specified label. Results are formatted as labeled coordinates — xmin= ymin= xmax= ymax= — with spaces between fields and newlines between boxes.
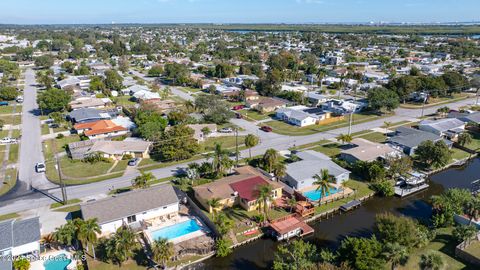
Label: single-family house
xmin=69 ymin=97 xmax=112 ymax=110
xmin=193 ymin=166 xmax=283 ymax=213
xmin=418 ymin=118 xmax=465 ymax=139
xmin=68 ymin=139 xmax=151 ymax=160
xmin=74 ymin=119 xmax=128 ymax=139
xmin=387 ymin=127 xmax=453 ymax=156
xmin=282 ymin=151 xmax=350 ymax=190
xmin=307 ymin=92 xmax=329 ymax=106
xmin=0 ymin=217 xmax=41 ymax=270
xmin=123 ymin=84 xmax=150 ymax=96
xmin=67 ymin=108 xmax=116 ymax=124
xmin=340 ymin=138 xmax=402 ymax=164
xmin=276 ymin=106 xmax=319 ymax=127
xmin=133 ymin=90 xmax=160 ymax=101
xmin=80 ymin=185 xmax=180 ymax=236
xmin=247 ymin=97 xmax=287 ymax=113
xmin=449 ymin=111 xmax=480 ymax=126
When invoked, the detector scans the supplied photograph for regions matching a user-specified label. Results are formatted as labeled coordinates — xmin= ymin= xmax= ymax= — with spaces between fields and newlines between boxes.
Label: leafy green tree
xmin=214 ymin=212 xmax=234 ymax=236
xmin=337 ymin=236 xmax=385 ymax=270
xmin=104 ymin=69 xmax=123 ymax=90
xmin=0 ymin=86 xmax=18 ymax=101
xmin=148 ymin=65 xmax=164 ymax=77
xmin=164 ymin=63 xmax=190 ymax=86
xmin=214 ymin=63 xmax=235 ymax=78
xmin=457 ymin=132 xmax=473 ymax=147
xmin=431 ymin=188 xmax=474 ymax=227
xmin=134 ymin=108 xmax=168 ymax=140
xmin=387 ymin=156 xmax=413 ymax=178
xmin=374 ymin=213 xmax=426 ymax=250
xmin=37 ymin=88 xmax=71 ymax=113
xmin=452 ymin=225 xmax=477 ymax=244
xmin=367 ymin=87 xmax=400 ymax=113
xmin=154 ymin=125 xmax=199 ymax=161
xmin=13 ymin=257 xmax=30 ymax=270
xmin=34 ymin=55 xmax=55 ymax=68
xmin=194 ymin=94 xmax=234 ymax=124
xmin=387 ymin=75 xmax=421 ymax=103
xmin=415 ymin=140 xmax=451 ymax=169
xmin=441 ymin=71 xmax=469 ymax=94
xmin=244 ymin=134 xmax=259 ymax=159
xmin=419 ymin=252 xmax=444 ymax=270
xmin=152 ymin=238 xmax=174 ymax=268
xmin=132 ymin=172 xmax=154 ymax=189
xmin=89 ymin=76 xmax=106 ymax=92
xmin=273 ymin=240 xmax=317 ymax=270
xmin=371 ymin=180 xmax=395 ymax=197
xmin=215 ymin=237 xmax=232 ymax=257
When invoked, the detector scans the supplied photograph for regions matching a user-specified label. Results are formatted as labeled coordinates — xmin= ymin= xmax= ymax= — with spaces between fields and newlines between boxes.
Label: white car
xmin=35 ymin=163 xmax=46 ymax=173
xmin=0 ymin=137 xmax=16 ymax=144
xmin=219 ymin=127 xmax=233 ymax=133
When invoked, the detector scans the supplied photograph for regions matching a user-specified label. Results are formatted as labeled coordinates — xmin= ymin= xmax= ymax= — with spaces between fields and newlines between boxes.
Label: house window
xmin=127 ymin=215 xmax=136 ymax=223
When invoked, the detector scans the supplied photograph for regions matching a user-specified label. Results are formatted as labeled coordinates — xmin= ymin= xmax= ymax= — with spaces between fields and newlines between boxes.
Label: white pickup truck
xmin=0 ymin=137 xmax=17 ymax=144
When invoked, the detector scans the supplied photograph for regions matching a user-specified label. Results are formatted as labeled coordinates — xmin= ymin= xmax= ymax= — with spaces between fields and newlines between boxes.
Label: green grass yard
xmin=311 ymin=143 xmax=342 ymax=157
xmin=237 ymin=109 xmax=272 ymax=122
xmin=0 ymin=114 xmax=21 ymax=126
xmin=314 ymin=179 xmax=374 ymax=214
xmin=357 ymin=132 xmax=387 ymax=143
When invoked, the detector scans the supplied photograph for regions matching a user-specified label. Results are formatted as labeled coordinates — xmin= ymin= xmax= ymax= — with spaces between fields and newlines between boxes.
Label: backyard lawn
xmin=311 ymin=142 xmax=342 ymax=157
xmin=237 ymin=109 xmax=272 ymax=122
xmin=264 ymin=112 xmax=390 ymax=136
xmin=450 ymin=148 xmax=471 ymax=161
xmin=314 ymin=179 xmax=374 ymax=214
xmin=398 ymin=227 xmax=477 ymax=270
xmin=463 ymin=131 xmax=480 ymax=152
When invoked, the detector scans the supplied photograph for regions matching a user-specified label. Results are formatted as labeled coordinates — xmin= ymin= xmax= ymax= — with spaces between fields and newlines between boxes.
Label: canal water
xmin=193 ymin=158 xmax=480 ymax=270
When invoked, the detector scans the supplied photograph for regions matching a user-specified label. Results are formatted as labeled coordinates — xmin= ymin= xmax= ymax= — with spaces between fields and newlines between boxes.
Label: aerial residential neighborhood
xmin=0 ymin=1 xmax=479 ymax=270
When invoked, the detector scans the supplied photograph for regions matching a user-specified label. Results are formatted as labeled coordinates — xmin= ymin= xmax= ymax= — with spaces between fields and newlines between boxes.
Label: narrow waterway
xmin=193 ymin=158 xmax=480 ymax=270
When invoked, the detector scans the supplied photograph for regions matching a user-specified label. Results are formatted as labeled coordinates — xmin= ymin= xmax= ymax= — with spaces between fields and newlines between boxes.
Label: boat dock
xmin=340 ymin=200 xmax=361 ymax=212
xmin=394 ymin=183 xmax=429 ymax=197
xmin=269 ymin=214 xmax=314 ymax=241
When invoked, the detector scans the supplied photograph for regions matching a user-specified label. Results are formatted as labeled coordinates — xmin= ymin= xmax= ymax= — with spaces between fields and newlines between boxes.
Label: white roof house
xmin=276 ymin=107 xmax=320 ymax=127
xmin=418 ymin=118 xmax=465 ymax=138
xmin=283 ymin=150 xmax=350 ymax=190
xmin=133 ymin=90 xmax=160 ymax=101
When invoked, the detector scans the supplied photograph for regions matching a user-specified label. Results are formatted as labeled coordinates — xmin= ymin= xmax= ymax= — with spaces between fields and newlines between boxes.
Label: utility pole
xmin=476 ymin=88 xmax=479 ymax=105
xmin=348 ymin=112 xmax=353 ymax=136
xmin=235 ymin=128 xmax=239 ymax=167
xmin=420 ymin=91 xmax=428 ymax=118
xmin=52 ymin=139 xmax=67 ymax=204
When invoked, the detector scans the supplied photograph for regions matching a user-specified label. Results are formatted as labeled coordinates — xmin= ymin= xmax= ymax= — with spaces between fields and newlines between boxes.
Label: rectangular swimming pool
xmin=303 ymin=187 xmax=339 ymax=201
xmin=151 ymin=219 xmax=201 ymax=241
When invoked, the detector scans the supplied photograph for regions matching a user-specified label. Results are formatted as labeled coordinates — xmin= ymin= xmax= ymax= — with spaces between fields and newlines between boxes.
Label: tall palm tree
xmin=419 ymin=252 xmax=444 ymax=270
xmin=207 ymin=198 xmax=222 ymax=219
xmin=256 ymin=184 xmax=273 ymax=221
xmin=53 ymin=220 xmax=78 ymax=248
xmin=336 ymin=133 xmax=352 ymax=145
xmin=106 ymin=226 xmax=136 ymax=267
xmin=272 ymin=162 xmax=286 ymax=181
xmin=288 ymin=197 xmax=297 ymax=213
xmin=244 ymin=134 xmax=259 ymax=159
xmin=79 ymin=218 xmax=101 ymax=260
xmin=312 ymin=169 xmax=333 ymax=205
xmin=262 ymin=149 xmax=279 ymax=173
xmin=384 ymin=121 xmax=392 ymax=136
xmin=208 ymin=143 xmax=232 ymax=178
xmin=152 ymin=238 xmax=174 ymax=269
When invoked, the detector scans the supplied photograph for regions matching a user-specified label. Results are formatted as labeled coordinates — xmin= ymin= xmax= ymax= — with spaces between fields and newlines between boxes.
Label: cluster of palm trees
xmin=262 ymin=149 xmax=286 ymax=181
xmin=104 ymin=226 xmax=137 ymax=267
xmin=52 ymin=218 xmax=101 ymax=259
xmin=312 ymin=169 xmax=336 ymax=205
xmin=336 ymin=133 xmax=353 ymax=145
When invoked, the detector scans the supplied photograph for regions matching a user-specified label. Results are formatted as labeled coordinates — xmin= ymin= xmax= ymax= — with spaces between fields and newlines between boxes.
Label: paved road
xmin=18 ymin=69 xmax=55 ymax=190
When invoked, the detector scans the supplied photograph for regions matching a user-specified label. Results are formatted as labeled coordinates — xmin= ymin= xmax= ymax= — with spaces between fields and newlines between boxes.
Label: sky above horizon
xmin=1 ymin=0 xmax=479 ymax=25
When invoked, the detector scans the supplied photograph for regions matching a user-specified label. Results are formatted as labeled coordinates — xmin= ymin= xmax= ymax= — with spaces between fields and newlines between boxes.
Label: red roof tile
xmin=229 ymin=176 xmax=269 ymax=202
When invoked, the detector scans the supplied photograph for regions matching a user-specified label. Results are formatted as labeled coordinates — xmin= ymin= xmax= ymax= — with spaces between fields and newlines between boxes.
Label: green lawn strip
xmin=53 ymin=204 xmax=81 ymax=213
xmin=201 ymin=136 xmax=246 ymax=152
xmin=310 ymin=143 xmax=342 ymax=157
xmin=464 ymin=131 xmax=480 ymax=152
xmin=114 ymin=95 xmax=137 ymax=107
xmin=41 ymin=124 xmax=50 ymax=135
xmin=0 ymin=168 xmax=18 ymax=196
xmin=11 ymin=129 xmax=20 ymax=138
xmin=313 ymin=179 xmax=374 ymax=215
xmin=398 ymin=227 xmax=475 ymax=270
xmin=8 ymin=143 xmax=19 ymax=163
xmin=53 ymin=126 xmax=69 ymax=133
xmin=450 ymin=148 xmax=471 ymax=161
xmin=0 ymin=114 xmax=21 ymax=126
xmin=237 ymin=109 xmax=271 ymax=121
xmin=50 ymin=199 xmax=82 ymax=209
xmin=138 ymin=156 xmax=203 ymax=172
xmin=291 ymin=139 xmax=331 ymax=151
xmin=59 ymin=157 xmax=114 ymax=178
xmin=264 ymin=113 xmax=390 ymax=136
xmin=0 ymin=212 xmax=19 ymax=222
xmin=110 ymin=160 xmax=128 ymax=173
xmin=87 ymin=257 xmax=147 ymax=270
xmin=357 ymin=132 xmax=387 ymax=143
xmin=0 ymin=105 xmax=17 ymax=114
xmin=399 ymin=94 xmax=469 ymax=109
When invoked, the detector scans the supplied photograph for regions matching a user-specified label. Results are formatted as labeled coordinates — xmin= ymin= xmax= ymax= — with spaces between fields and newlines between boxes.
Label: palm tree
xmin=132 ymin=171 xmax=154 ymax=189
xmin=336 ymin=133 xmax=352 ymax=145
xmin=13 ymin=258 xmax=30 ymax=270
xmin=419 ymin=252 xmax=444 ymax=270
xmin=262 ymin=148 xmax=279 ymax=173
xmin=208 ymin=143 xmax=232 ymax=178
xmin=256 ymin=184 xmax=273 ymax=221
xmin=183 ymin=100 xmax=195 ymax=113
xmin=244 ymin=134 xmax=259 ymax=159
xmin=312 ymin=169 xmax=333 ymax=205
xmin=152 ymin=238 xmax=174 ymax=269
xmin=272 ymin=162 xmax=286 ymax=181
xmin=382 ymin=242 xmax=409 ymax=270
xmin=288 ymin=197 xmax=297 ymax=213
xmin=384 ymin=121 xmax=392 ymax=136
xmin=215 ymin=212 xmax=234 ymax=236
xmin=207 ymin=198 xmax=222 ymax=219
xmin=79 ymin=218 xmax=101 ymax=260
xmin=53 ymin=220 xmax=78 ymax=248
xmin=106 ymin=226 xmax=136 ymax=267
xmin=186 ymin=162 xmax=200 ymax=184
xmin=465 ymin=199 xmax=480 ymax=225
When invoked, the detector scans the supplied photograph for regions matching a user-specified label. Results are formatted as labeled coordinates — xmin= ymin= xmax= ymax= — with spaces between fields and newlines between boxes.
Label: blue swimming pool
xmin=151 ymin=219 xmax=201 ymax=241
xmin=43 ymin=254 xmax=71 ymax=270
xmin=303 ymin=187 xmax=339 ymax=201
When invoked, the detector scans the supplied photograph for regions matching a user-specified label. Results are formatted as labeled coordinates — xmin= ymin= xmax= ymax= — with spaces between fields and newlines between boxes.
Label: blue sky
xmin=1 ymin=0 xmax=479 ymax=24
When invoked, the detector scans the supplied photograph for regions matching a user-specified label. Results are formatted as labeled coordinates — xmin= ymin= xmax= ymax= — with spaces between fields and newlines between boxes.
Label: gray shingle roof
xmin=389 ymin=127 xmax=441 ymax=148
xmin=419 ymin=118 xmax=465 ymax=133
xmin=0 ymin=217 xmax=41 ymax=251
xmin=81 ymin=184 xmax=179 ymax=224
xmin=286 ymin=150 xmax=350 ymax=181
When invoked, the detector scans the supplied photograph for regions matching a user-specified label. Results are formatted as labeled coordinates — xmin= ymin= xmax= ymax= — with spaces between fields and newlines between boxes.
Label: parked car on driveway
xmin=219 ymin=127 xmax=233 ymax=133
xmin=260 ymin=126 xmax=273 ymax=132
xmin=35 ymin=162 xmax=46 ymax=173
xmin=0 ymin=137 xmax=17 ymax=144
xmin=232 ymin=105 xmax=245 ymax=111
xmin=0 ymin=101 xmax=9 ymax=106
xmin=128 ymin=158 xmax=140 ymax=166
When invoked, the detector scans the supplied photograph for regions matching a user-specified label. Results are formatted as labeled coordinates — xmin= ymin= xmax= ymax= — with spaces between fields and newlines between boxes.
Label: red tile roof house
xmin=74 ymin=119 xmax=128 ymax=139
xmin=193 ymin=166 xmax=283 ymax=213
